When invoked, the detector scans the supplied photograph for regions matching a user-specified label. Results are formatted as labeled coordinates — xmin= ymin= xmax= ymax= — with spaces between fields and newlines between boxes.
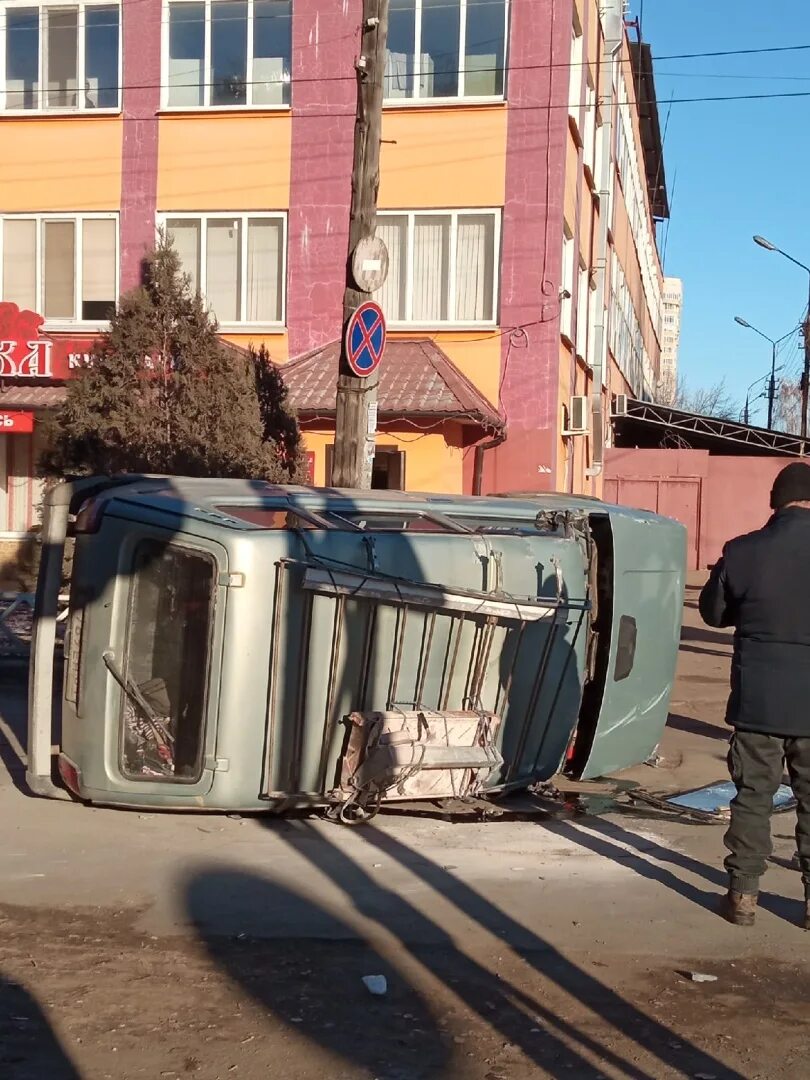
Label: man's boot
xmin=804 ymin=900 xmax=810 ymax=931
xmin=720 ymin=890 xmax=758 ymax=926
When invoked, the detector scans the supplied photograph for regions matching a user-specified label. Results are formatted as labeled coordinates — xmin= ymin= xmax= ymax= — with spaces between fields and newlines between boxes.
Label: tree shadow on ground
xmin=0 ymin=973 xmax=79 ymax=1079
xmin=183 ymin=818 xmax=747 ymax=1079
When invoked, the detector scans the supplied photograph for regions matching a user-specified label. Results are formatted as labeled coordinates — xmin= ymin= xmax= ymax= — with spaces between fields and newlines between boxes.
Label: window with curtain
xmin=375 ymin=216 xmax=408 ymax=321
xmin=2 ymin=2 xmax=121 ymax=111
xmin=165 ymin=213 xmax=285 ymax=325
xmin=166 ymin=0 xmax=292 ymax=108
xmin=560 ymin=225 xmax=574 ymax=342
xmin=384 ymin=0 xmax=507 ymax=102
xmin=376 ymin=209 xmax=498 ymax=326
xmin=575 ymin=260 xmax=589 ymax=360
xmin=0 ymin=214 xmax=117 ymax=322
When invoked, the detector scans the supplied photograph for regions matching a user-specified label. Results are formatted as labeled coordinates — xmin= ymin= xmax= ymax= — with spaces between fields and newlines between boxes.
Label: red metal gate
xmin=603 ymin=475 xmax=701 ymax=569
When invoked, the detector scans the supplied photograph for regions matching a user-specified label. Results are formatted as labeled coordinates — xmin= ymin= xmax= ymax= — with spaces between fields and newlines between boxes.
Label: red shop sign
xmin=0 ymin=302 xmax=96 ymax=381
xmin=0 ymin=411 xmax=34 ymax=434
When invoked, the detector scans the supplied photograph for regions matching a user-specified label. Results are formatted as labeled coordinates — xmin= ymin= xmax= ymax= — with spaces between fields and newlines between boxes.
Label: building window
xmin=567 ymin=14 xmax=583 ymax=132
xmin=560 ymin=224 xmax=574 ymax=342
xmin=0 ymin=213 xmax=117 ymax=323
xmin=164 ymin=0 xmax=291 ymax=109
xmin=1 ymin=1 xmax=121 ymax=112
xmin=385 ymin=0 xmax=507 ymax=102
xmin=376 ymin=209 xmax=499 ymax=326
xmin=575 ymin=258 xmax=588 ymax=360
xmin=163 ymin=213 xmax=285 ymax=326
xmin=582 ymin=75 xmax=596 ymax=178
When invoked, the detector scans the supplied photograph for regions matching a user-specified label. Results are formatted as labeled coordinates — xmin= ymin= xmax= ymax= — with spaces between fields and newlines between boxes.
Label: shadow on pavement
xmin=0 ymin=973 xmax=80 ymax=1079
xmin=0 ymin=672 xmax=30 ymax=795
xmin=185 ymin=819 xmax=746 ymax=1079
xmin=680 ymin=625 xmax=731 ymax=648
xmin=679 ymin=642 xmax=732 ymax=659
xmin=185 ymin=867 xmax=451 ymax=1079
xmin=667 ymin=712 xmax=730 ymax=742
xmin=550 ymin=815 xmax=798 ymax=926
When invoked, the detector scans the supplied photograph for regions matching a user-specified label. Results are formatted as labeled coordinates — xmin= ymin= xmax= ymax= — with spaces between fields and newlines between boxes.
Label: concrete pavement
xmin=0 ymin=585 xmax=807 ymax=1079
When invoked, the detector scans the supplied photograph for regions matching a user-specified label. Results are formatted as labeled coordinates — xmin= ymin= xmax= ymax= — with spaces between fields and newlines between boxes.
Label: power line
xmin=9 ymin=80 xmax=810 ymax=112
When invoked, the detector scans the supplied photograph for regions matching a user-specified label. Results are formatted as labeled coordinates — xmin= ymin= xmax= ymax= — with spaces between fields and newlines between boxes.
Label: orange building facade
xmin=0 ymin=0 xmax=667 ymax=548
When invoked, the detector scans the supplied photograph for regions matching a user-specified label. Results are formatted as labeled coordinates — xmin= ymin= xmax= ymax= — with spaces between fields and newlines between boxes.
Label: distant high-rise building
xmin=660 ymin=278 xmax=683 ymax=397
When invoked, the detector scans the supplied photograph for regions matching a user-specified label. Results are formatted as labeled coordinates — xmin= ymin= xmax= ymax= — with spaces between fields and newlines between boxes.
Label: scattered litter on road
xmin=667 ymin=781 xmax=795 ymax=817
xmin=362 ymin=975 xmax=388 ymax=996
xmin=684 ymin=971 xmax=718 ymax=983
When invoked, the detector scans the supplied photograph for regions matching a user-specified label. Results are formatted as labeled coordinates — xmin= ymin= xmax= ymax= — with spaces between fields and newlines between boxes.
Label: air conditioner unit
xmin=563 ymin=395 xmax=590 ymax=435
xmin=613 ymin=393 xmax=629 ymax=416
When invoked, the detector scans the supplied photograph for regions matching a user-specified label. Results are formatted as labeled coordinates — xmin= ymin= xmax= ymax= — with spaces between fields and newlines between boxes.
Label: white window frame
xmin=0 ymin=0 xmax=122 ymax=114
xmin=377 ymin=207 xmax=500 ymax=329
xmin=157 ymin=210 xmax=288 ymax=330
xmin=160 ymin=0 xmax=292 ymax=112
xmin=384 ymin=0 xmax=510 ymax=107
xmin=560 ymin=221 xmax=574 ymax=344
xmin=567 ymin=13 xmax=583 ymax=134
xmin=0 ymin=211 xmax=119 ymax=330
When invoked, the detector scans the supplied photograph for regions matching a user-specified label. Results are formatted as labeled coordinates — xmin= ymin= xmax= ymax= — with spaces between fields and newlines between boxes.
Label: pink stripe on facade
xmin=286 ymin=1 xmax=358 ymax=358
xmin=119 ymin=0 xmax=162 ymax=293
xmin=489 ymin=0 xmax=570 ymax=493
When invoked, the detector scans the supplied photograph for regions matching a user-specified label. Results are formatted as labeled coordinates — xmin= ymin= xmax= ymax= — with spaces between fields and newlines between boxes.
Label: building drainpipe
xmin=473 ymin=431 xmax=507 ymax=496
xmin=586 ymin=3 xmax=624 ymax=486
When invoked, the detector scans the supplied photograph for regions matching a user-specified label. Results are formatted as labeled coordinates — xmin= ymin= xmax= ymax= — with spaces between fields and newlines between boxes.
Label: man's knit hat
xmin=770 ymin=462 xmax=810 ymax=509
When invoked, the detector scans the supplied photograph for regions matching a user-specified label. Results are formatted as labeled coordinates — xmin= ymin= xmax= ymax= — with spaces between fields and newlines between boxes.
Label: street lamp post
xmin=733 ymin=317 xmax=796 ymax=429
xmin=753 ymin=235 xmax=810 ymax=439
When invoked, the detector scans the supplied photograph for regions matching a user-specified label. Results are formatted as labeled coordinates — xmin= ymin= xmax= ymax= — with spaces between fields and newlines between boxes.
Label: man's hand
xmin=699 ymin=553 xmax=734 ymax=628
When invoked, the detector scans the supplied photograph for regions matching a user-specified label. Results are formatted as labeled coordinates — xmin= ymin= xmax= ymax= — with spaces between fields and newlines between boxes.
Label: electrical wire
xmin=8 ymin=85 xmax=810 ymax=122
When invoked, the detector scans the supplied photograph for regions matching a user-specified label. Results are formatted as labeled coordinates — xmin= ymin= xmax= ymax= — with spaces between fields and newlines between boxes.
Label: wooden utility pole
xmin=332 ymin=0 xmax=389 ymax=488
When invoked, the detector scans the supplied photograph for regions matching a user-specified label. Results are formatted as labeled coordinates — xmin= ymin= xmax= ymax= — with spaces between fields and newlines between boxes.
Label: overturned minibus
xmin=28 ymin=478 xmax=686 ymax=817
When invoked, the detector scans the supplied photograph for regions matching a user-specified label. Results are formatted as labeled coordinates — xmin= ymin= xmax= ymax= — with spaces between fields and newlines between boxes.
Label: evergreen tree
xmin=41 ymin=234 xmax=305 ymax=483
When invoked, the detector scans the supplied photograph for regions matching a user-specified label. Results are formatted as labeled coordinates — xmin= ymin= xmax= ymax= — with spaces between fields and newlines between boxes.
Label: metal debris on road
xmin=362 ymin=975 xmax=388 ymax=996
xmin=668 ymin=781 xmax=795 ymax=816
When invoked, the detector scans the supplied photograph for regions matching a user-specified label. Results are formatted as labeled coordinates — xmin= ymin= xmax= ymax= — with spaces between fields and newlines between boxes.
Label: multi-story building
xmin=0 ymin=0 xmax=668 ymax=552
xmin=659 ymin=276 xmax=683 ymax=397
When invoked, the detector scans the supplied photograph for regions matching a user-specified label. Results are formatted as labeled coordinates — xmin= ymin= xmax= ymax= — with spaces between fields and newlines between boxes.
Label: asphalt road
xmin=0 ymin=583 xmax=807 ymax=1080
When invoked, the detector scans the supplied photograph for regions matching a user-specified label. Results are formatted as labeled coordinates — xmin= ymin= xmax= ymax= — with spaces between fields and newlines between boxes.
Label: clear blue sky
xmin=639 ymin=0 xmax=810 ymax=420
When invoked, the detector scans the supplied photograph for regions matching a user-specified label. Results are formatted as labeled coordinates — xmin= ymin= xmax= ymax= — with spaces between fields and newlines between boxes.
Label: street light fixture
xmin=752 ymin=235 xmax=810 ymax=438
xmin=733 ymin=316 xmax=798 ymax=428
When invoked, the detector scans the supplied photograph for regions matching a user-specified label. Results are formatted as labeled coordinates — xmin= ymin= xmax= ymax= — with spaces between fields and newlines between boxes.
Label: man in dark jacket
xmin=700 ymin=461 xmax=810 ymax=928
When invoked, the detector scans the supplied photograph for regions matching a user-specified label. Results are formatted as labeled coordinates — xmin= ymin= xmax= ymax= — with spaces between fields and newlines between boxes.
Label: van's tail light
xmin=73 ymin=498 xmax=105 ymax=533
xmin=58 ymin=755 xmax=81 ymax=797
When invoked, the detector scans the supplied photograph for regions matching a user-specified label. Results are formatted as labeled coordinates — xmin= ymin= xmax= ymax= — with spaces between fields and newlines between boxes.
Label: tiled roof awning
xmin=282 ymin=339 xmax=504 ymax=434
xmin=0 ymin=385 xmax=67 ymax=409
